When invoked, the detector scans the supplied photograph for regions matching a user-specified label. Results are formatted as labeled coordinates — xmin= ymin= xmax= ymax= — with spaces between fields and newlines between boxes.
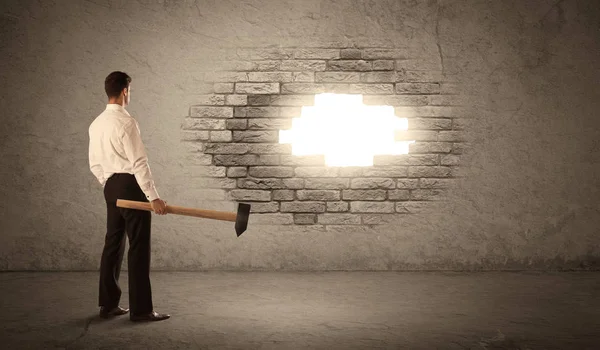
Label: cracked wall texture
xmin=0 ymin=0 xmax=599 ymax=270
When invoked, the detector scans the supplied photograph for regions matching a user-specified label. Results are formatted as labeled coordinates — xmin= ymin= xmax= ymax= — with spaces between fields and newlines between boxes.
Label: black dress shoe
xmin=99 ymin=306 xmax=129 ymax=318
xmin=130 ymin=311 xmax=170 ymax=322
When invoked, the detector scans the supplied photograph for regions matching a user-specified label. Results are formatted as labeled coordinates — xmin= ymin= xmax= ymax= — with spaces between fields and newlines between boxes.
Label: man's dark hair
xmin=105 ymin=71 xmax=131 ymax=99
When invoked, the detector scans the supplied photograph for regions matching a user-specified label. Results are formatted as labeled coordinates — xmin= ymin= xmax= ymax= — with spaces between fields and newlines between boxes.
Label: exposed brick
xmin=280 ymin=155 xmax=325 ymax=166
xmin=227 ymin=167 xmax=247 ymax=178
xmin=235 ymin=83 xmax=279 ymax=95
xmin=226 ymin=119 xmax=248 ymax=130
xmin=420 ymin=178 xmax=453 ymax=188
xmin=232 ymin=130 xmax=279 ymax=142
xmin=408 ymin=166 xmax=452 ymax=177
xmin=247 ymin=95 xmax=271 ymax=106
xmin=362 ymin=95 xmax=429 ymax=106
xmin=395 ymin=83 xmax=441 ymax=94
xmin=203 ymin=143 xmax=249 ymax=154
xmin=440 ymin=154 xmax=460 ymax=166
xmin=235 ymin=107 xmax=280 ymax=118
xmin=294 ymin=48 xmax=340 ymax=60
xmin=317 ymin=214 xmax=361 ymax=225
xmin=408 ymin=118 xmax=452 ymax=130
xmin=250 ymin=213 xmax=293 ymax=224
xmin=362 ymin=49 xmax=408 ymax=59
xmin=214 ymin=155 xmax=259 ymax=166
xmin=350 ymin=201 xmax=395 ymax=213
xmin=326 ymin=201 xmax=349 ymax=212
xmin=248 ymin=118 xmax=292 ymax=130
xmin=270 ymin=95 xmax=315 ymax=106
xmin=348 ymin=84 xmax=394 ymax=94
xmin=411 ymin=189 xmax=447 ymax=200
xmin=180 ymin=130 xmax=209 ymax=141
xmin=237 ymin=48 xmax=294 ymax=60
xmin=295 ymin=167 xmax=340 ymax=177
xmin=209 ymin=130 xmax=232 ymax=142
xmin=297 ymin=190 xmax=340 ymax=201
xmin=438 ymin=131 xmax=464 ymax=142
xmin=258 ymin=155 xmax=280 ymax=165
xmin=292 ymin=72 xmax=315 ymax=82
xmin=409 ymin=142 xmax=453 ymax=153
xmin=273 ymin=190 xmax=295 ymax=201
xmin=248 ymin=72 xmax=293 ymax=82
xmin=340 ymin=49 xmax=362 ymax=60
xmin=214 ymin=83 xmax=234 ymax=94
xmin=315 ymin=72 xmax=360 ymax=83
xmin=248 ymin=143 xmax=292 ymax=154
xmin=396 ymin=179 xmax=419 ymax=189
xmin=252 ymin=61 xmax=282 ymax=71
xmin=327 ymin=60 xmax=372 ymax=71
xmin=248 ymin=166 xmax=294 ymax=178
xmin=342 ymin=190 xmax=386 ymax=200
xmin=196 ymin=94 xmax=225 ymax=105
xmin=182 ymin=118 xmax=226 ymax=130
xmin=281 ymin=202 xmax=326 ymax=213
xmin=281 ymin=83 xmax=326 ymax=94
xmin=360 ymin=72 xmax=400 ymax=83
xmin=190 ymin=106 xmax=233 ymax=119
xmin=372 ymin=60 xmax=394 ymax=71
xmin=305 ymin=178 xmax=349 ymax=189
xmin=388 ymin=189 xmax=410 ymax=200
xmin=228 ymin=189 xmax=271 ymax=201
xmin=238 ymin=177 xmax=303 ymax=190
xmin=350 ymin=178 xmax=395 ymax=189
xmin=339 ymin=166 xmax=407 ymax=177
xmin=409 ymin=155 xmax=439 ymax=165
xmin=225 ymin=95 xmax=248 ymax=106
xmin=340 ymin=49 xmax=361 ymax=59
xmin=280 ymin=60 xmax=327 ymax=71
xmin=248 ymin=202 xmax=280 ymax=213
xmin=294 ymin=214 xmax=317 ymax=224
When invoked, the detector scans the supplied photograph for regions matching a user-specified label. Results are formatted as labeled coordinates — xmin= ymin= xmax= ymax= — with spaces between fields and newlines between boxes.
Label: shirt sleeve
xmin=88 ymin=133 xmax=106 ymax=187
xmin=121 ymin=120 xmax=160 ymax=201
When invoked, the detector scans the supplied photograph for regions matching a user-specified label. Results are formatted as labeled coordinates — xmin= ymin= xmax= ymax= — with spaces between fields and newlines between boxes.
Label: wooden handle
xmin=116 ymin=199 xmax=236 ymax=222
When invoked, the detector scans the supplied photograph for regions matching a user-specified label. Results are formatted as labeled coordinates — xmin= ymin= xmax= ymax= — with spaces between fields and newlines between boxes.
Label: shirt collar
xmin=105 ymin=104 xmax=130 ymax=116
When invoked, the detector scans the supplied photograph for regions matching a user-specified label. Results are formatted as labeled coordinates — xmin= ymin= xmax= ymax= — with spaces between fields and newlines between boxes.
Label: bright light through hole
xmin=279 ymin=93 xmax=415 ymax=166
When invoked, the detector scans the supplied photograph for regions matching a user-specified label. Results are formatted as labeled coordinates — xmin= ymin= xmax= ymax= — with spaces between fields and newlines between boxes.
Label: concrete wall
xmin=1 ymin=0 xmax=598 ymax=271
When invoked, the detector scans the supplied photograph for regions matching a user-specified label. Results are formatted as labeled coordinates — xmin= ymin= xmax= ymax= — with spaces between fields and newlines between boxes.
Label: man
xmin=88 ymin=71 xmax=170 ymax=322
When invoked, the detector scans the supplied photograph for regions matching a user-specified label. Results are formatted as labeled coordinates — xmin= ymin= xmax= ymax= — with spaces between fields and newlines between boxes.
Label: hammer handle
xmin=116 ymin=199 xmax=236 ymax=222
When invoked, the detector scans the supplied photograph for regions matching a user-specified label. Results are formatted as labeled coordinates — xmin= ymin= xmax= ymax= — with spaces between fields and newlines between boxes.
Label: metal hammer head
xmin=235 ymin=203 xmax=251 ymax=237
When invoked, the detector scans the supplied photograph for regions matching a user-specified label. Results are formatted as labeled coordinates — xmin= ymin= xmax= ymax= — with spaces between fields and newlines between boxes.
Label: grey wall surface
xmin=1 ymin=0 xmax=598 ymax=271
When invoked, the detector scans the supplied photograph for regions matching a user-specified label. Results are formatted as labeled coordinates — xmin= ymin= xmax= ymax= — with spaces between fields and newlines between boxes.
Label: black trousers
xmin=99 ymin=173 xmax=153 ymax=315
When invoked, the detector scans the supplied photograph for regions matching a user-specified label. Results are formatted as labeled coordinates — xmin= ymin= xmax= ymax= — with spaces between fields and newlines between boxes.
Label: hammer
xmin=116 ymin=199 xmax=251 ymax=236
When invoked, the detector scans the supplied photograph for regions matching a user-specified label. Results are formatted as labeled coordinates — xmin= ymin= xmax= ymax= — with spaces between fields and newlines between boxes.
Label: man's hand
xmin=151 ymin=198 xmax=168 ymax=215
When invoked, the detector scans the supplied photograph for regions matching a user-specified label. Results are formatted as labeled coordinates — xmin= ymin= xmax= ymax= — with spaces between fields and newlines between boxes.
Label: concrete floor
xmin=0 ymin=272 xmax=598 ymax=349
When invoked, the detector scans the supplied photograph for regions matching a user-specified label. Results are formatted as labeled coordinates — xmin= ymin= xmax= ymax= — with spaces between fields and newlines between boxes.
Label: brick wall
xmin=180 ymin=46 xmax=465 ymax=227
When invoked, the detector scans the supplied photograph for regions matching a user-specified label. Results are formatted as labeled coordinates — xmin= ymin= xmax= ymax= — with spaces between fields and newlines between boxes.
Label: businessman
xmin=88 ymin=71 xmax=170 ymax=322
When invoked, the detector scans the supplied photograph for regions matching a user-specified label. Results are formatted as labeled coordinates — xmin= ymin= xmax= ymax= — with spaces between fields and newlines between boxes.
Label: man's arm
xmin=88 ymin=137 xmax=106 ymax=187
xmin=121 ymin=120 xmax=160 ymax=201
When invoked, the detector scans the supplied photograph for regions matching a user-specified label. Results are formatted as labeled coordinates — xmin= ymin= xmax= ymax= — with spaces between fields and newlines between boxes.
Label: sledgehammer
xmin=116 ymin=199 xmax=251 ymax=236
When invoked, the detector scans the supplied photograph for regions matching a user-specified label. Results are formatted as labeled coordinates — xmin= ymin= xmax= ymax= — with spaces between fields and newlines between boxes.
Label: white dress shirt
xmin=88 ymin=104 xmax=160 ymax=201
